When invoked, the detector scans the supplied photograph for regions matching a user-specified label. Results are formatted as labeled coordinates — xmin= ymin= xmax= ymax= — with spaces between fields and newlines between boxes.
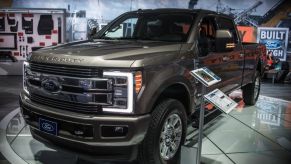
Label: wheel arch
xmin=151 ymin=82 xmax=192 ymax=116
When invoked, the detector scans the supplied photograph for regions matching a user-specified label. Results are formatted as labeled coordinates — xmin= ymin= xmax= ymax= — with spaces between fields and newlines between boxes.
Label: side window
xmin=105 ymin=17 xmax=138 ymax=38
xmin=217 ymin=17 xmax=238 ymax=43
xmin=141 ymin=14 xmax=193 ymax=42
xmin=198 ymin=16 xmax=217 ymax=57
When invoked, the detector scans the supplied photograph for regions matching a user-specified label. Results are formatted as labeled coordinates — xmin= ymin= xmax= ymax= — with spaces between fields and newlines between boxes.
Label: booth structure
xmin=0 ymin=8 xmax=66 ymax=75
xmin=0 ymin=8 xmax=66 ymax=61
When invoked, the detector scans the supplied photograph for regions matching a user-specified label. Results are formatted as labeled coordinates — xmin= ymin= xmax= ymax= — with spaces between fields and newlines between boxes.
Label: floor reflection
xmin=5 ymin=95 xmax=291 ymax=164
xmin=229 ymin=96 xmax=291 ymax=153
xmin=6 ymin=112 xmax=25 ymax=143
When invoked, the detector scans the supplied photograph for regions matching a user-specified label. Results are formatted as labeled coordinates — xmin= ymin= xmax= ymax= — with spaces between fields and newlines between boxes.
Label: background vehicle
xmin=20 ymin=9 xmax=265 ymax=164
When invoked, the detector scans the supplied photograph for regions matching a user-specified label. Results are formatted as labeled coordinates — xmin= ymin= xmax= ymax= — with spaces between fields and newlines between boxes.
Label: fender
xmin=134 ymin=65 xmax=195 ymax=115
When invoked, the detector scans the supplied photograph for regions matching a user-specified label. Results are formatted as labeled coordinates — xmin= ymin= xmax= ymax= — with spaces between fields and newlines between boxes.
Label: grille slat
xmin=30 ymin=94 xmax=102 ymax=113
xmin=31 ymin=64 xmax=99 ymax=75
xmin=31 ymin=63 xmax=97 ymax=71
xmin=30 ymin=62 xmax=102 ymax=78
xmin=31 ymin=66 xmax=96 ymax=75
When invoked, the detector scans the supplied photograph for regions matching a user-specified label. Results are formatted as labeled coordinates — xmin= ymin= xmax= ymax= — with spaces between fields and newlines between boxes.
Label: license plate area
xmin=39 ymin=118 xmax=58 ymax=136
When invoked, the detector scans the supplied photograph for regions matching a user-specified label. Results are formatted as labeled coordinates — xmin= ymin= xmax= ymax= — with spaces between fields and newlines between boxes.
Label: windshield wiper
xmin=99 ymin=37 xmax=138 ymax=41
xmin=117 ymin=37 xmax=138 ymax=40
xmin=101 ymin=36 xmax=118 ymax=40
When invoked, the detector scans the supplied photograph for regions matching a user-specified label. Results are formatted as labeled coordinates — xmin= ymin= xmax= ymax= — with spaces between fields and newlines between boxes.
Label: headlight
xmin=23 ymin=61 xmax=30 ymax=94
xmin=102 ymin=71 xmax=134 ymax=114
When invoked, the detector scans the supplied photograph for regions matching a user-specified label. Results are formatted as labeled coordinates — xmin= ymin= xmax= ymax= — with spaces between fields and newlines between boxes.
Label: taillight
xmin=135 ymin=71 xmax=142 ymax=94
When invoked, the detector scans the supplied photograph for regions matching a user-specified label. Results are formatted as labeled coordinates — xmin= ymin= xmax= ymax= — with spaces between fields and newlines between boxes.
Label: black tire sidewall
xmin=243 ymin=70 xmax=261 ymax=105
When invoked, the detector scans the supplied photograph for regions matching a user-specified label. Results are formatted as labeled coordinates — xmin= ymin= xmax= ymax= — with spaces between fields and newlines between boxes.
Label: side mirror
xmin=88 ymin=27 xmax=97 ymax=40
xmin=215 ymin=30 xmax=235 ymax=52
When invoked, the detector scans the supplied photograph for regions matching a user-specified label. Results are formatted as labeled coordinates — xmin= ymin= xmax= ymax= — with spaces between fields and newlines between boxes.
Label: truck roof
xmin=128 ymin=8 xmax=231 ymax=18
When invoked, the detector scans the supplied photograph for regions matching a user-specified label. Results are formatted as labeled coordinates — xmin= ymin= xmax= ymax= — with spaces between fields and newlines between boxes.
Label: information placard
xmin=204 ymin=89 xmax=237 ymax=114
xmin=190 ymin=67 xmax=221 ymax=87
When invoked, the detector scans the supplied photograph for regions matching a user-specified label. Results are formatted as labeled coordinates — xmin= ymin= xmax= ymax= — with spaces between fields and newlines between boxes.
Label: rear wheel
xmin=138 ymin=98 xmax=187 ymax=164
xmin=242 ymin=70 xmax=261 ymax=105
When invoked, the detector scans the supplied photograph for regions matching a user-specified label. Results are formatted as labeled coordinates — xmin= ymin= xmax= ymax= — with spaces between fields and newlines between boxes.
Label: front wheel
xmin=242 ymin=70 xmax=261 ymax=105
xmin=138 ymin=98 xmax=187 ymax=164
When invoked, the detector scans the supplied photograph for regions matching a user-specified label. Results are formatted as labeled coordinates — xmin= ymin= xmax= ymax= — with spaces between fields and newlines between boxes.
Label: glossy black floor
xmin=0 ymin=76 xmax=291 ymax=164
xmin=0 ymin=76 xmax=22 ymax=121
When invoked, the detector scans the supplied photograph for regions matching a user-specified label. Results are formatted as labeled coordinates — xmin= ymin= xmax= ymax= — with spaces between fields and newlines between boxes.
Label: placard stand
xmin=181 ymin=67 xmax=238 ymax=164
xmin=181 ymin=67 xmax=221 ymax=164
xmin=196 ymin=85 xmax=206 ymax=164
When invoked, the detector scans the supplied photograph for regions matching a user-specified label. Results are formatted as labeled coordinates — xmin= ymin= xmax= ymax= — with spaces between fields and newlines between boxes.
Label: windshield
xmin=98 ymin=13 xmax=195 ymax=42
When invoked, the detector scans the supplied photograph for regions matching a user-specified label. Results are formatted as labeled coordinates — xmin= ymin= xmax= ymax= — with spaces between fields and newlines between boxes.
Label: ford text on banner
xmin=257 ymin=27 xmax=289 ymax=61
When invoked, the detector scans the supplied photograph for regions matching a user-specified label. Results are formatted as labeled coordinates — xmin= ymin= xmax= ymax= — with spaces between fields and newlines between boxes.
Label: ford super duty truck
xmin=20 ymin=9 xmax=266 ymax=164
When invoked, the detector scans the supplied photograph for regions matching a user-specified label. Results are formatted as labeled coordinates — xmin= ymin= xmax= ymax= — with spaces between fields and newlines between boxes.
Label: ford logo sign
xmin=262 ymin=40 xmax=282 ymax=50
xmin=41 ymin=122 xmax=54 ymax=132
xmin=41 ymin=79 xmax=61 ymax=93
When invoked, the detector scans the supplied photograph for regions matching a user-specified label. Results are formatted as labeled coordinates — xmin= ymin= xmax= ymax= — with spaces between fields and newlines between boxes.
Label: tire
xmin=138 ymin=98 xmax=187 ymax=164
xmin=242 ymin=70 xmax=261 ymax=105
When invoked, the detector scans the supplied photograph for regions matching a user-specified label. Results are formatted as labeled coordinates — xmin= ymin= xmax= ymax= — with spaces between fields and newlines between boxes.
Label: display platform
xmin=1 ymin=95 xmax=291 ymax=164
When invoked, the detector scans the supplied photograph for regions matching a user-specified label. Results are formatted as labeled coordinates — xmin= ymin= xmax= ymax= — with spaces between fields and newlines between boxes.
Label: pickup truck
xmin=20 ymin=9 xmax=266 ymax=164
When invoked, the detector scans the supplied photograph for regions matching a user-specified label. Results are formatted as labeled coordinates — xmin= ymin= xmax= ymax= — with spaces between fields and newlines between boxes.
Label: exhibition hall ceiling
xmin=11 ymin=0 xmax=282 ymax=20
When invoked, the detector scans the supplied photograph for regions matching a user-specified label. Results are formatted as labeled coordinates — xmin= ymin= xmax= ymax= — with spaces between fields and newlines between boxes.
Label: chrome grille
xmin=30 ymin=62 xmax=103 ymax=78
xmin=30 ymin=93 xmax=102 ymax=113
xmin=25 ymin=63 xmax=114 ymax=113
xmin=24 ymin=62 xmax=131 ymax=114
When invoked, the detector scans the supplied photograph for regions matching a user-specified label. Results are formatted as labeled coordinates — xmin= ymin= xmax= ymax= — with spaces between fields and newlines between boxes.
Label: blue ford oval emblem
xmin=41 ymin=79 xmax=61 ymax=93
xmin=41 ymin=122 xmax=54 ymax=132
xmin=262 ymin=40 xmax=282 ymax=50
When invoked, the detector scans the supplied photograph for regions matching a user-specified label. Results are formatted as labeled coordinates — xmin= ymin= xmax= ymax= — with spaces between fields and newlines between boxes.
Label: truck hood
xmin=30 ymin=40 xmax=182 ymax=68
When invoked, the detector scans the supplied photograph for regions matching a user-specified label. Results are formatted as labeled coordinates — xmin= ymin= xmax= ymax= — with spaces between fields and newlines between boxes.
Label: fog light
xmin=101 ymin=125 xmax=128 ymax=138
xmin=23 ymin=114 xmax=30 ymax=119
xmin=74 ymin=130 xmax=84 ymax=136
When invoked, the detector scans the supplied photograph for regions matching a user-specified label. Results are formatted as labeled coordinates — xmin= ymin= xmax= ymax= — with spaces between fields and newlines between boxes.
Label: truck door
xmin=216 ymin=17 xmax=244 ymax=92
xmin=197 ymin=16 xmax=243 ymax=93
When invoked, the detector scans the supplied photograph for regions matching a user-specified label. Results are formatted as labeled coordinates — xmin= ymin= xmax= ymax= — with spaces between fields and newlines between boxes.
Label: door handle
xmin=222 ymin=56 xmax=230 ymax=62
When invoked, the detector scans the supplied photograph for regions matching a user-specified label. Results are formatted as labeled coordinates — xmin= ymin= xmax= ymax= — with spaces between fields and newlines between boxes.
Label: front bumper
xmin=19 ymin=92 xmax=151 ymax=160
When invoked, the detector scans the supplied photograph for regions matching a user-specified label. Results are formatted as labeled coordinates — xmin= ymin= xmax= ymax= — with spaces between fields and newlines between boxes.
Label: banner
xmin=257 ymin=27 xmax=289 ymax=61
xmin=237 ymin=26 xmax=257 ymax=43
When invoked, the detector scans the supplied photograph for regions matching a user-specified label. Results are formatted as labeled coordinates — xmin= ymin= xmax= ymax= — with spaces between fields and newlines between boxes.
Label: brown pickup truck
xmin=20 ymin=9 xmax=266 ymax=164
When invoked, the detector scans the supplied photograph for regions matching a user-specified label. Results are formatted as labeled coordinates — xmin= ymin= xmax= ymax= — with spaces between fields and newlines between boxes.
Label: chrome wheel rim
xmin=254 ymin=76 xmax=260 ymax=100
xmin=159 ymin=113 xmax=182 ymax=160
